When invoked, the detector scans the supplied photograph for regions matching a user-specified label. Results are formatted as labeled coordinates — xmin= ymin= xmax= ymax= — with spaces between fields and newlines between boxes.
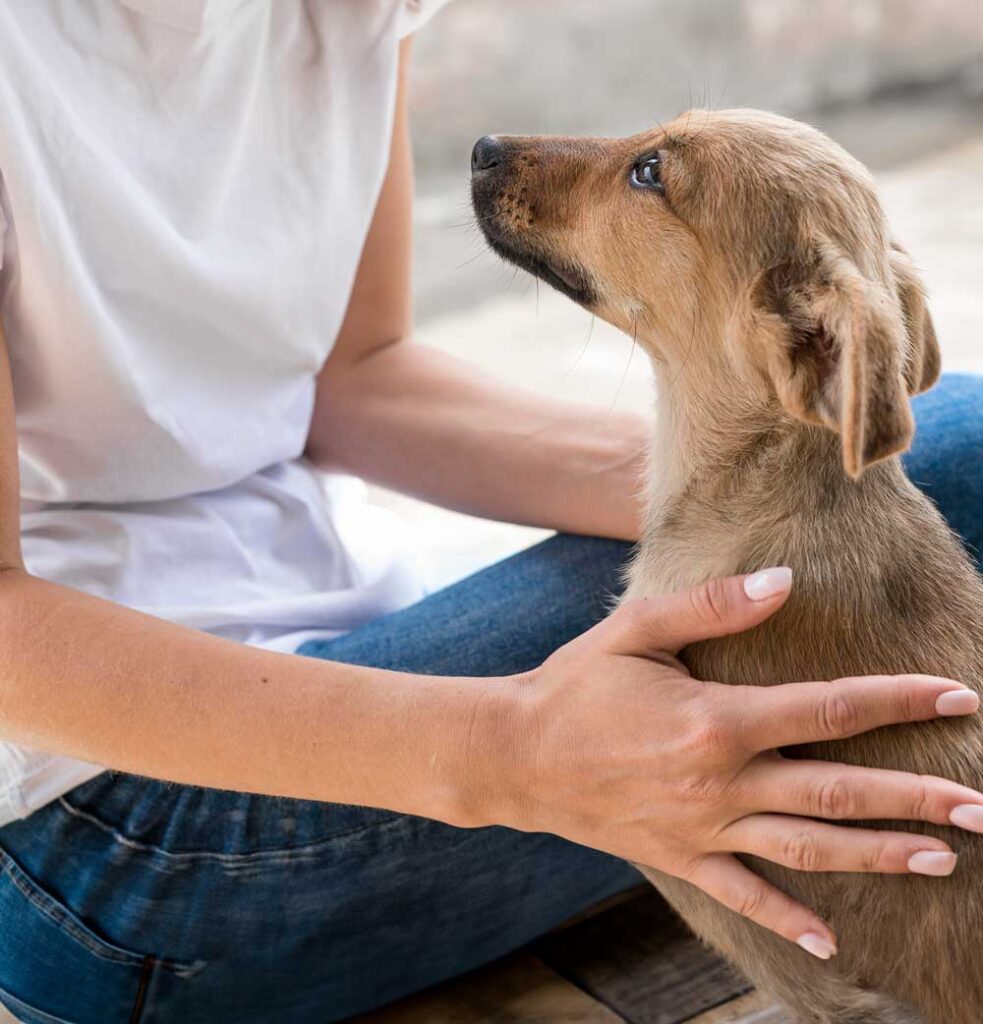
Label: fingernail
xmin=950 ymin=804 xmax=983 ymax=833
xmin=908 ymin=850 xmax=957 ymax=876
xmin=935 ymin=689 xmax=980 ymax=716
xmin=743 ymin=567 xmax=793 ymax=602
xmin=796 ymin=932 xmax=837 ymax=960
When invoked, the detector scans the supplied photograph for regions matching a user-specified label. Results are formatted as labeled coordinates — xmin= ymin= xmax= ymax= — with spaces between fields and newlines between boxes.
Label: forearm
xmin=308 ymin=340 xmax=648 ymax=541
xmin=0 ymin=569 xmax=504 ymax=823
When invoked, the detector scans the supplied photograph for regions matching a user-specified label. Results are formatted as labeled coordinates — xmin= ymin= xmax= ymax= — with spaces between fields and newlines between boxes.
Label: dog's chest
xmin=624 ymin=494 xmax=753 ymax=601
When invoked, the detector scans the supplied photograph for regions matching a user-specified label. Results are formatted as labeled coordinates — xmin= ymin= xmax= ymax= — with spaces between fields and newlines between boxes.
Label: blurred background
xmin=379 ymin=0 xmax=983 ymax=588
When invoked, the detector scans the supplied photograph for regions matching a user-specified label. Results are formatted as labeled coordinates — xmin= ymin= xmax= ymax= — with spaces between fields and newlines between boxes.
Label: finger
xmin=739 ymin=758 xmax=983 ymax=829
xmin=611 ymin=567 xmax=793 ymax=657
xmin=684 ymin=852 xmax=837 ymax=959
xmin=721 ymin=814 xmax=956 ymax=876
xmin=738 ymin=674 xmax=979 ymax=751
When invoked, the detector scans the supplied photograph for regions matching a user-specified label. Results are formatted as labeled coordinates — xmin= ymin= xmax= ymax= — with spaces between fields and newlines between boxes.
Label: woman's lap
xmin=0 ymin=373 xmax=980 ymax=1023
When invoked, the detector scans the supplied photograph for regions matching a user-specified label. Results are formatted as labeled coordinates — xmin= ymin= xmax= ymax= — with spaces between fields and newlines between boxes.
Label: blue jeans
xmin=0 ymin=374 xmax=981 ymax=1024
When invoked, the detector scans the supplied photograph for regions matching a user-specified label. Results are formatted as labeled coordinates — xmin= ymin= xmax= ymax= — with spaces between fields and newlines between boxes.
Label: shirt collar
xmin=118 ymin=0 xmax=249 ymax=33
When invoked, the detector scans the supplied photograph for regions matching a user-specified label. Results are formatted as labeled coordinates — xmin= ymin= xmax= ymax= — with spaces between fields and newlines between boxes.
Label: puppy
xmin=471 ymin=110 xmax=983 ymax=1024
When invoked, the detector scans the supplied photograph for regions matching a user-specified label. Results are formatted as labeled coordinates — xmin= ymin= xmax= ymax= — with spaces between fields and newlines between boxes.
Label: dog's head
xmin=471 ymin=109 xmax=940 ymax=477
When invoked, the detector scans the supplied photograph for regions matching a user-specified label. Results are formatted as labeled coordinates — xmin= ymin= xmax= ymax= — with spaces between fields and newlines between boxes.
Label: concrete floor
xmin=383 ymin=126 xmax=983 ymax=591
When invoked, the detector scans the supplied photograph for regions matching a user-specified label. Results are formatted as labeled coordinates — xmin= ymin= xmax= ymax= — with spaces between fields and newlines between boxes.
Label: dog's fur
xmin=472 ymin=109 xmax=983 ymax=1023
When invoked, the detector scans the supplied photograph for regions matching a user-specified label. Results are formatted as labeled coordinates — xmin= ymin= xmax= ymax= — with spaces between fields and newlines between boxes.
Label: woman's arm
xmin=305 ymin=42 xmax=648 ymax=542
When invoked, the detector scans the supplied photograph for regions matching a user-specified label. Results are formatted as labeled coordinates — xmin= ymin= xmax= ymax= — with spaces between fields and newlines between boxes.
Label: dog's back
xmin=631 ymin=434 xmax=983 ymax=1024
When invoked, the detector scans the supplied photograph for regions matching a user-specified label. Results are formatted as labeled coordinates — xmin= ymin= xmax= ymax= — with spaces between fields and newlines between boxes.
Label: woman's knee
xmin=906 ymin=373 xmax=983 ymax=563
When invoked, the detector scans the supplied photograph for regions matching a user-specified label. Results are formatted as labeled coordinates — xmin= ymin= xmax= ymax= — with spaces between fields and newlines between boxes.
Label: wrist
xmin=432 ymin=672 xmax=531 ymax=830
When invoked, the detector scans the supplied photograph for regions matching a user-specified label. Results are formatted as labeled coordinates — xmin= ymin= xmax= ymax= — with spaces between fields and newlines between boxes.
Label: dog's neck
xmin=630 ymin=334 xmax=910 ymax=597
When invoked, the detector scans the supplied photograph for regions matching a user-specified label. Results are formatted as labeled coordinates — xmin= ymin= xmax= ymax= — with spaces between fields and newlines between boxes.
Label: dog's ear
xmin=752 ymin=240 xmax=915 ymax=479
xmin=889 ymin=241 xmax=941 ymax=396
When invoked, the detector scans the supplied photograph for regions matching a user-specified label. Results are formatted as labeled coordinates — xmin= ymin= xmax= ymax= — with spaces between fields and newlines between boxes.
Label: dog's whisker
xmin=607 ymin=316 xmax=639 ymax=416
xmin=455 ymin=248 xmax=491 ymax=271
xmin=564 ymin=313 xmax=597 ymax=376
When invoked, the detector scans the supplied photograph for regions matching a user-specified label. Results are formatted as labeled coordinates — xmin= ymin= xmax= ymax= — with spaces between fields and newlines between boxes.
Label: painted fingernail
xmin=935 ymin=689 xmax=980 ymax=716
xmin=743 ymin=567 xmax=793 ymax=602
xmin=908 ymin=850 xmax=957 ymax=876
xmin=796 ymin=932 xmax=837 ymax=960
xmin=950 ymin=804 xmax=983 ymax=833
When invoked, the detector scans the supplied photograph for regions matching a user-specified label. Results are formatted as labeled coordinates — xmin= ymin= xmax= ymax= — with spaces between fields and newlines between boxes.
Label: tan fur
xmin=473 ymin=109 xmax=983 ymax=1023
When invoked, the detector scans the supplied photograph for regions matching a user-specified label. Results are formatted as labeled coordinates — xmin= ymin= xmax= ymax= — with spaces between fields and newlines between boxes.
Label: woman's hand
xmin=480 ymin=568 xmax=983 ymax=959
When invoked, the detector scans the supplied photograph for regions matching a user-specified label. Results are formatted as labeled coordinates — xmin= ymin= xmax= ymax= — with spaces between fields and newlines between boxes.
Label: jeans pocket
xmin=0 ymin=849 xmax=188 ymax=1024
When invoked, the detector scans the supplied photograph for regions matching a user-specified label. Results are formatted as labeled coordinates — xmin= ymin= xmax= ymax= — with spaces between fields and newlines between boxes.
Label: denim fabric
xmin=906 ymin=374 xmax=983 ymax=565
xmin=0 ymin=373 xmax=980 ymax=1023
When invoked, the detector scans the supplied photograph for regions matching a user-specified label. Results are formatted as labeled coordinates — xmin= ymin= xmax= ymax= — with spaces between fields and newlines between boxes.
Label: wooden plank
xmin=552 ymin=885 xmax=652 ymax=933
xmin=533 ymin=890 xmax=752 ymax=1024
xmin=352 ymin=950 xmax=626 ymax=1024
xmin=686 ymin=990 xmax=787 ymax=1023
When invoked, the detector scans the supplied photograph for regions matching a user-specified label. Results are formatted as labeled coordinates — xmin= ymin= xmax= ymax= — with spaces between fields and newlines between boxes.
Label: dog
xmin=470 ymin=109 xmax=983 ymax=1023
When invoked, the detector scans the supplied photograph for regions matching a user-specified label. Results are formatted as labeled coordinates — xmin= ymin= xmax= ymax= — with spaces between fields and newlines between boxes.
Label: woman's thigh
xmin=0 ymin=535 xmax=641 ymax=1024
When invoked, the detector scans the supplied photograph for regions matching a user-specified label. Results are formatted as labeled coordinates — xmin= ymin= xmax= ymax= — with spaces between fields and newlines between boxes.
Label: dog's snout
xmin=471 ymin=135 xmax=505 ymax=173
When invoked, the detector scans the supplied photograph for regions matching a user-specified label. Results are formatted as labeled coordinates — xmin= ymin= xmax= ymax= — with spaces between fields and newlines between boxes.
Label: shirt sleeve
xmin=397 ymin=0 xmax=452 ymax=38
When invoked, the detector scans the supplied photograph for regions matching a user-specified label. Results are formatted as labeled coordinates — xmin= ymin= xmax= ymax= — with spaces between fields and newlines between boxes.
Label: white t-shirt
xmin=0 ymin=0 xmax=449 ymax=824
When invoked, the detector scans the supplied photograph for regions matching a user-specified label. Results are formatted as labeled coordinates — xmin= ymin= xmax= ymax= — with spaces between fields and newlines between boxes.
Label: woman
xmin=0 ymin=3 xmax=982 ymax=1022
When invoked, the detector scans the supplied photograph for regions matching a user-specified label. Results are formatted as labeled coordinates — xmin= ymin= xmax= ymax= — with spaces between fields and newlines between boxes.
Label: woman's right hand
xmin=478 ymin=568 xmax=983 ymax=959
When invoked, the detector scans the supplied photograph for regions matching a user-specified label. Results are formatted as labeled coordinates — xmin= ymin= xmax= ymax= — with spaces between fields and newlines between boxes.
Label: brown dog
xmin=471 ymin=110 xmax=983 ymax=1024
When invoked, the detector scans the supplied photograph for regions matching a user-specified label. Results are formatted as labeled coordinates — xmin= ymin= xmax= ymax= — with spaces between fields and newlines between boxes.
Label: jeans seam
xmin=57 ymin=795 xmax=412 ymax=864
xmin=128 ymin=956 xmax=155 ymax=1024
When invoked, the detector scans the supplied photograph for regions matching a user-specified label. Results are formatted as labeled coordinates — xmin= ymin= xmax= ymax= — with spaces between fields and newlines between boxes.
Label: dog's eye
xmin=630 ymin=155 xmax=664 ymax=193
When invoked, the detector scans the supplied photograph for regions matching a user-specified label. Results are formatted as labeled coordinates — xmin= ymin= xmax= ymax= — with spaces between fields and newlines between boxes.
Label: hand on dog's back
xmin=478 ymin=568 xmax=982 ymax=959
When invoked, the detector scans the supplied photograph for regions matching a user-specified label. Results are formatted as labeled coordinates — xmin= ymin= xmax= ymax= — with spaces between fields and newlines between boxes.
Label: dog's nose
xmin=471 ymin=135 xmax=504 ymax=172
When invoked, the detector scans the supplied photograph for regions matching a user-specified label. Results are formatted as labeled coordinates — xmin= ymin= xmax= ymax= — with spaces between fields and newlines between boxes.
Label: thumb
xmin=612 ymin=567 xmax=793 ymax=657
